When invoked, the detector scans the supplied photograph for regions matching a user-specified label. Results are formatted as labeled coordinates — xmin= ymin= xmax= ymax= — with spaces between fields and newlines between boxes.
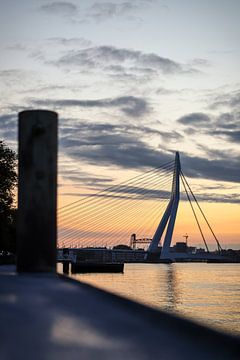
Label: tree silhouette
xmin=0 ymin=140 xmax=17 ymax=253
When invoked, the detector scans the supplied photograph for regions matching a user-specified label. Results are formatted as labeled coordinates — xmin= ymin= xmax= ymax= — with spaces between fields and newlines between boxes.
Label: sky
xmin=0 ymin=0 xmax=240 ymax=249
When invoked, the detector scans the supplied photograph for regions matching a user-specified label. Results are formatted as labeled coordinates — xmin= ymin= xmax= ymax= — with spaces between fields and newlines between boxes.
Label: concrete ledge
xmin=0 ymin=266 xmax=239 ymax=360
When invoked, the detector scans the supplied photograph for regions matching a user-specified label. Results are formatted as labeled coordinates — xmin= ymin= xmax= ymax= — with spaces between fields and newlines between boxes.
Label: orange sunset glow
xmin=58 ymin=163 xmax=240 ymax=250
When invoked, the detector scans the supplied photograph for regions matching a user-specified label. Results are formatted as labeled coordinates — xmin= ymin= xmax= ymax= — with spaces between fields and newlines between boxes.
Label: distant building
xmin=196 ymin=248 xmax=206 ymax=253
xmin=187 ymin=246 xmax=197 ymax=254
xmin=59 ymin=248 xmax=146 ymax=263
xmin=113 ymin=244 xmax=132 ymax=250
xmin=172 ymin=242 xmax=188 ymax=253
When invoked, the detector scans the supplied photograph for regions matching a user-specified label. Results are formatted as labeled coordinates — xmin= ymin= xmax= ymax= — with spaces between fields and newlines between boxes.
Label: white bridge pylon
xmin=148 ymin=152 xmax=181 ymax=259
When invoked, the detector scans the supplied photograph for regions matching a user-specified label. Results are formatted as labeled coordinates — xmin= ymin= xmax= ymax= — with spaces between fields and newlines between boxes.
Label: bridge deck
xmin=0 ymin=265 xmax=239 ymax=360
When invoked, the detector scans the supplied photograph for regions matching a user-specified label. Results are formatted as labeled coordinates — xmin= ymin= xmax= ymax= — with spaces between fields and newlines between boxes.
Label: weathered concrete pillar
xmin=17 ymin=110 xmax=58 ymax=272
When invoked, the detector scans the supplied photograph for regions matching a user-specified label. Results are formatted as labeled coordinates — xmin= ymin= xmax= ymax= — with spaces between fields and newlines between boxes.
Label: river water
xmin=65 ymin=263 xmax=240 ymax=336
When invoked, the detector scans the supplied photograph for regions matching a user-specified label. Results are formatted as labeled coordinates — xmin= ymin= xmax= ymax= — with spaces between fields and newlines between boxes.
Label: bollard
xmin=17 ymin=110 xmax=58 ymax=272
xmin=63 ymin=262 xmax=70 ymax=274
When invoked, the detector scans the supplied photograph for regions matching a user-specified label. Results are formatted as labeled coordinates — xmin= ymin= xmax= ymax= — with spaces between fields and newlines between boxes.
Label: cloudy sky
xmin=1 ymin=0 xmax=240 ymax=248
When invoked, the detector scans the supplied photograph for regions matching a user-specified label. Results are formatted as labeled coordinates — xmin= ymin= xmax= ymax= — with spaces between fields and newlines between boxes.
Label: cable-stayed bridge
xmin=58 ymin=152 xmax=223 ymax=262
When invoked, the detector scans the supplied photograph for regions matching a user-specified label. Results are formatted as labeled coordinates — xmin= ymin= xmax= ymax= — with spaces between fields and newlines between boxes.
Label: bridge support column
xmin=147 ymin=152 xmax=181 ymax=261
xmin=161 ymin=152 xmax=180 ymax=259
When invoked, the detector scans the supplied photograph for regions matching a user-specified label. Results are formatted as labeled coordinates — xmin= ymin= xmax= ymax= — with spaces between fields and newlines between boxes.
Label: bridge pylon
xmin=147 ymin=152 xmax=181 ymax=260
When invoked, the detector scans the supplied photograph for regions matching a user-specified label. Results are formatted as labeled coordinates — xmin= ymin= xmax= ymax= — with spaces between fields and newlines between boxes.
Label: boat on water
xmin=71 ymin=261 xmax=124 ymax=273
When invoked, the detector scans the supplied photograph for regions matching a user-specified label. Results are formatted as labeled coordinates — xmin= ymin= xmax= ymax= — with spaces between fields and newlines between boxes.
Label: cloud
xmin=0 ymin=114 xmax=17 ymax=141
xmin=58 ymin=120 xmax=175 ymax=169
xmin=85 ymin=1 xmax=158 ymax=23
xmin=87 ymin=2 xmax=139 ymax=21
xmin=0 ymin=114 xmax=16 ymax=126
xmin=54 ymin=45 xmax=185 ymax=74
xmin=46 ymin=37 xmax=92 ymax=47
xmin=231 ymin=93 xmax=240 ymax=107
xmin=31 ymin=95 xmax=150 ymax=117
xmin=189 ymin=58 xmax=211 ymax=67
xmin=181 ymin=153 xmax=240 ymax=183
xmin=187 ymin=183 xmax=240 ymax=203
xmin=210 ymin=90 xmax=240 ymax=110
xmin=207 ymin=91 xmax=240 ymax=143
xmin=104 ymin=185 xmax=171 ymax=201
xmin=60 ymin=178 xmax=240 ymax=205
xmin=38 ymin=0 xmax=157 ymax=27
xmin=211 ymin=130 xmax=240 ymax=142
xmin=0 ymin=69 xmax=31 ymax=85
xmin=64 ymin=187 xmax=172 ymax=202
xmin=0 ymin=111 xmax=239 ymax=209
xmin=178 ymin=112 xmax=211 ymax=125
xmin=5 ymin=43 xmax=26 ymax=51
xmin=67 ymin=176 xmax=113 ymax=185
xmin=1 ymin=109 xmax=239 ymax=190
xmin=177 ymin=103 xmax=240 ymax=145
xmin=57 ymin=119 xmax=239 ymax=183
xmin=59 ymin=121 xmax=181 ymax=146
xmin=216 ymin=112 xmax=238 ymax=129
xmin=192 ymin=193 xmax=240 ymax=204
xmin=40 ymin=2 xmax=77 ymax=16
xmin=155 ymin=87 xmax=179 ymax=95
xmin=69 ymin=142 xmax=240 ymax=183
xmin=59 ymin=167 xmax=114 ymax=187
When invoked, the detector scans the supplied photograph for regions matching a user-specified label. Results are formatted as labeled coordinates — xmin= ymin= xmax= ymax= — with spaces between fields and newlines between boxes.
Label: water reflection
xmin=60 ymin=263 xmax=240 ymax=336
xmin=164 ymin=265 xmax=178 ymax=312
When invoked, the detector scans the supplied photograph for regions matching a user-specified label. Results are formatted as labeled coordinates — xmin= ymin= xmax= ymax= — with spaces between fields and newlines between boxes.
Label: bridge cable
xmin=58 ymin=176 xmax=172 ymax=232
xmin=181 ymin=171 xmax=222 ymax=252
xmin=58 ymin=162 xmax=174 ymax=247
xmin=59 ymin=179 xmax=171 ymax=245
xmin=86 ymin=198 xmax=169 ymax=248
xmin=58 ymin=167 xmax=173 ymax=229
xmin=58 ymin=160 xmax=174 ymax=213
xmin=180 ymin=173 xmax=210 ymax=252
xmin=58 ymin=175 xmax=172 ymax=246
xmin=58 ymin=165 xmax=173 ymax=223
xmin=60 ymin=198 xmax=169 ymax=248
